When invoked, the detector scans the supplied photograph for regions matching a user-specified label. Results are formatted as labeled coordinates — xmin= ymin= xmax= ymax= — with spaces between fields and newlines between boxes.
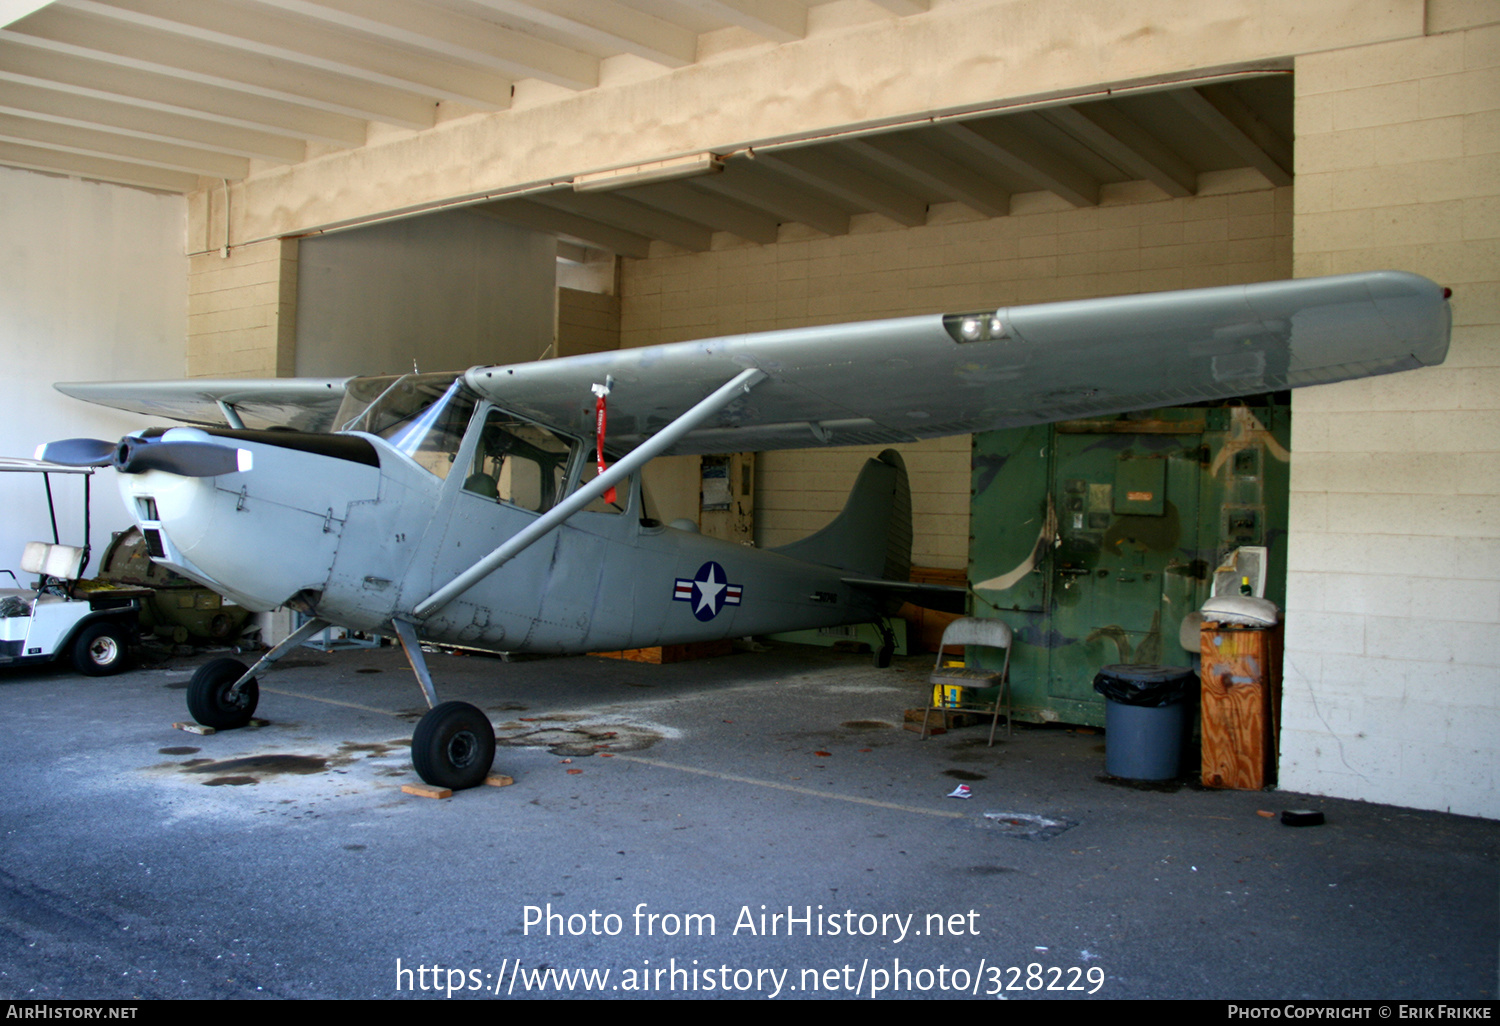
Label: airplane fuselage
xmin=118 ymin=388 xmax=885 ymax=655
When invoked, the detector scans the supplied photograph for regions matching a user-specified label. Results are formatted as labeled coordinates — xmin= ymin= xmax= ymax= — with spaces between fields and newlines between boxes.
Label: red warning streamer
xmin=593 ymin=384 xmax=615 ymax=505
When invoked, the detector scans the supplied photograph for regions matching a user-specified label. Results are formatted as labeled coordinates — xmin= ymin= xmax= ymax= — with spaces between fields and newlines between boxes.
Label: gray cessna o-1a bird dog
xmin=42 ymin=271 xmax=1450 ymax=790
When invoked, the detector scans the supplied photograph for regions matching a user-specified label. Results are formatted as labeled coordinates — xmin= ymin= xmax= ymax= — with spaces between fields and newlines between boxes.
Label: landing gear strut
xmin=393 ymin=619 xmax=496 ymax=790
xmin=872 ymin=619 xmax=897 ymax=669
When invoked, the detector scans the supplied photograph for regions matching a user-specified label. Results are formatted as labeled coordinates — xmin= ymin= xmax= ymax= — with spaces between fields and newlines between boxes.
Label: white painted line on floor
xmin=614 ymin=754 xmax=967 ymax=819
xmin=260 ymin=686 xmax=407 ymax=718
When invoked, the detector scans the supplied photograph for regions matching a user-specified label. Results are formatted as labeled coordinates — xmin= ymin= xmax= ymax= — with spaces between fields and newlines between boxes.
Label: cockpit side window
xmin=574 ymin=460 xmax=633 ymax=516
xmin=464 ymin=409 xmax=573 ymax=513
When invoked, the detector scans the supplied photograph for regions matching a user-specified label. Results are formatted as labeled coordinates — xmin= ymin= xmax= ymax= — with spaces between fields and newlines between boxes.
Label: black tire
xmin=186 ymin=657 xmax=258 ymax=729
xmin=411 ymin=701 xmax=496 ymax=790
xmin=1281 ymin=809 xmax=1326 ymax=827
xmin=73 ymin=621 xmax=130 ymax=677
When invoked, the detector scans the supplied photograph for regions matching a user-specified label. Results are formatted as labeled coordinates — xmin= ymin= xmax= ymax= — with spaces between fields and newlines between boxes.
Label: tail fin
xmin=772 ymin=449 xmax=911 ymax=580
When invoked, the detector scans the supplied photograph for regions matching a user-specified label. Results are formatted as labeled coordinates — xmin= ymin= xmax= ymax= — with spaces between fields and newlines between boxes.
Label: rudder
xmin=771 ymin=449 xmax=911 ymax=581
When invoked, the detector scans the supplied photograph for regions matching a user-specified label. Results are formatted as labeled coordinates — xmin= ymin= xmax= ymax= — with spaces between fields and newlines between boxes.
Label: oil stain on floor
xmin=185 ymin=754 xmax=328 ymax=786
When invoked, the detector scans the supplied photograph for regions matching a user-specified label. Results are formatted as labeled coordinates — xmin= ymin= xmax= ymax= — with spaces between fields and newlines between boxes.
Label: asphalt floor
xmin=0 ymin=639 xmax=1494 ymax=1001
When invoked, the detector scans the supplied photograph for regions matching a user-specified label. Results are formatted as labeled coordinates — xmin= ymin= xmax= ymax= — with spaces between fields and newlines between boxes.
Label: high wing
xmin=465 ymin=271 xmax=1450 ymax=456
xmin=53 ymin=377 xmax=352 ymax=433
xmin=53 ymin=272 xmax=1448 ymax=451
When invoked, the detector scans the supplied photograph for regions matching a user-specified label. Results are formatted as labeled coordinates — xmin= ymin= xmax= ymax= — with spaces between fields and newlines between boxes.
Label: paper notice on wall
xmin=701 ymin=463 xmax=731 ymax=511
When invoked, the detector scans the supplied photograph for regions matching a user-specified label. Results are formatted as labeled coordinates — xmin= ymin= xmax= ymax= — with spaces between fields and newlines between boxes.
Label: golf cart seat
xmin=21 ymin=541 xmax=84 ymax=596
xmin=22 ymin=541 xmax=84 ymax=579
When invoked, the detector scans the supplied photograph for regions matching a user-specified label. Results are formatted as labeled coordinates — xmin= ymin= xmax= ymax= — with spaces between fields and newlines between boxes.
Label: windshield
xmin=340 ymin=373 xmax=465 ymax=436
xmin=349 ymin=374 xmax=478 ymax=480
xmin=333 ymin=374 xmax=404 ymax=431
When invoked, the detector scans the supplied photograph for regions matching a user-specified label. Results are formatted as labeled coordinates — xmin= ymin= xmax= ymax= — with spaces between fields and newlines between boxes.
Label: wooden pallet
xmin=593 ymin=639 xmax=734 ymax=664
xmin=901 ymin=707 xmax=987 ymax=734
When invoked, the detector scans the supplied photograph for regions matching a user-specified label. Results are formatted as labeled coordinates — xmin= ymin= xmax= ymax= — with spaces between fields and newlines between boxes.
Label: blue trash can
xmin=1093 ymin=664 xmax=1197 ymax=780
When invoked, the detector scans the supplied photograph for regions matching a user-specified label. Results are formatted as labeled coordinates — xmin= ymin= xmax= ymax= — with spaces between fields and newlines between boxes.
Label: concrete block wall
xmin=187 ymin=238 xmax=296 ymax=379
xmin=619 ymin=176 xmax=1292 ymax=569
xmin=1283 ymin=11 xmax=1500 ymax=818
xmin=556 ymin=287 xmax=621 ymax=358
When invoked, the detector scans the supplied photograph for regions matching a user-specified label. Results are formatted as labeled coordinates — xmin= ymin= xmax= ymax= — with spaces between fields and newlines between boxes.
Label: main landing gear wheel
xmin=73 ymin=621 xmax=130 ymax=677
xmin=412 ymin=701 xmax=496 ymax=791
xmin=186 ymin=657 xmax=259 ymax=729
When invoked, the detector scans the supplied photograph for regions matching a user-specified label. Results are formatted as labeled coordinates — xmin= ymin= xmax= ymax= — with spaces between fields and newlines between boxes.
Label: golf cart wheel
xmin=412 ymin=701 xmax=496 ymax=791
xmin=186 ymin=657 xmax=259 ymax=729
xmin=73 ymin=621 xmax=130 ymax=677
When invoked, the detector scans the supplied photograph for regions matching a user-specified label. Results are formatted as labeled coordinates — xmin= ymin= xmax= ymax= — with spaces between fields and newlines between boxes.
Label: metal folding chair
xmin=920 ymin=617 xmax=1013 ymax=746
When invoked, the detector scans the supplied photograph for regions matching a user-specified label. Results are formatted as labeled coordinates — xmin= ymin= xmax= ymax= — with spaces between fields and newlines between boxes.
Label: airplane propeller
xmin=38 ymin=430 xmax=251 ymax=477
xmin=37 ymin=437 xmax=117 ymax=467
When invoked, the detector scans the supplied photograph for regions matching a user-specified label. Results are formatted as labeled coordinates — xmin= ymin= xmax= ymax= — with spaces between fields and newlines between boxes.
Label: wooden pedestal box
xmin=1200 ymin=621 xmax=1283 ymax=790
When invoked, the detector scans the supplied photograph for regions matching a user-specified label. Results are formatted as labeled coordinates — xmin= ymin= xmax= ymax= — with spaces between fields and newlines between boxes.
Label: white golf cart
xmin=0 ymin=457 xmax=142 ymax=676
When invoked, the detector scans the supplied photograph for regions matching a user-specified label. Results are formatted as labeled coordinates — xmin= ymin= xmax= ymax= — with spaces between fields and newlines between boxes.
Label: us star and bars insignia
xmin=673 ymin=560 xmax=743 ymax=622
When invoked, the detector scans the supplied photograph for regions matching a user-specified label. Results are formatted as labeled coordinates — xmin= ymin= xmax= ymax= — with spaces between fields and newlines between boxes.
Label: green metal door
xmin=971 ymin=404 xmax=1289 ymax=727
xmin=971 ymin=410 xmax=1239 ymax=726
xmin=1044 ymin=421 xmax=1204 ymax=714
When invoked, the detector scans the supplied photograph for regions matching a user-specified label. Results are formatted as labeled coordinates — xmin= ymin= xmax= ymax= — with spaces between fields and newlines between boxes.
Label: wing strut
xmin=215 ymin=399 xmax=246 ymax=430
xmin=413 ymin=366 xmax=768 ymax=619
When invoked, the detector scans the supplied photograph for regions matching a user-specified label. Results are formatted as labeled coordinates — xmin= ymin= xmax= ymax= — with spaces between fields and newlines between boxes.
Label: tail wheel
xmin=73 ymin=621 xmax=130 ymax=677
xmin=412 ymin=701 xmax=496 ymax=790
xmin=186 ymin=657 xmax=258 ymax=729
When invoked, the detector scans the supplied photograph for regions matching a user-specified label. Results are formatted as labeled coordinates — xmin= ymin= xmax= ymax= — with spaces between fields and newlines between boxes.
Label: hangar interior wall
xmin=188 ymin=214 xmax=557 ymax=380
xmin=0 ymin=166 xmax=186 ymax=569
xmin=187 ymin=238 xmax=296 ymax=378
xmin=619 ymin=176 xmax=1292 ymax=569
xmin=556 ymin=288 xmax=622 ymax=359
xmin=295 ymin=213 xmax=556 ymax=378
xmin=1282 ymin=18 xmax=1500 ymax=819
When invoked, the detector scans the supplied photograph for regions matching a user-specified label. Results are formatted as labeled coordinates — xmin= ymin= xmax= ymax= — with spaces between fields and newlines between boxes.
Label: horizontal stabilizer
xmin=842 ymin=577 xmax=968 ymax=614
